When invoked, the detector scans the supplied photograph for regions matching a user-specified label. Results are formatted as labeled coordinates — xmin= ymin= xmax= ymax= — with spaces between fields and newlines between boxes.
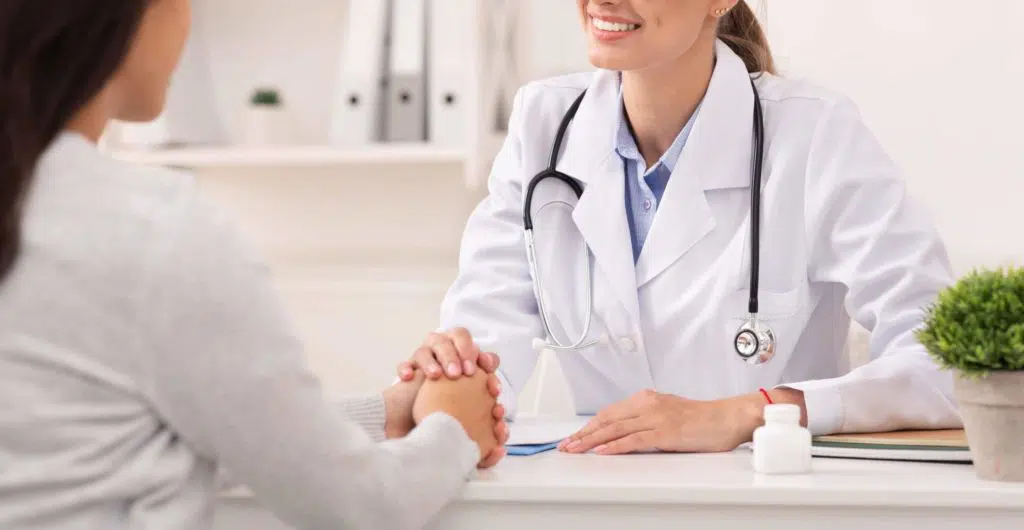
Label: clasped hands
xmin=395 ymin=328 xmax=807 ymax=457
xmin=384 ymin=328 xmax=510 ymax=469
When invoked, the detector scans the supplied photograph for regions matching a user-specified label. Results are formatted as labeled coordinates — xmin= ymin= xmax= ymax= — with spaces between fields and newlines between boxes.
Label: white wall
xmin=166 ymin=0 xmax=486 ymax=395
xmin=184 ymin=0 xmax=1024 ymax=397
xmin=756 ymin=0 xmax=1024 ymax=274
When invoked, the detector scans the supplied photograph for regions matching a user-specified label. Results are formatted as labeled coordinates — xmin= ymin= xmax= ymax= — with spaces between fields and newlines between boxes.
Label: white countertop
xmin=461 ymin=449 xmax=1024 ymax=509
xmin=216 ymin=449 xmax=1024 ymax=530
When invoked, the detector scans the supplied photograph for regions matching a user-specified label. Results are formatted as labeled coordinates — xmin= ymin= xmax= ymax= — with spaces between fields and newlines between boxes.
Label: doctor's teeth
xmin=593 ymin=18 xmax=639 ymax=32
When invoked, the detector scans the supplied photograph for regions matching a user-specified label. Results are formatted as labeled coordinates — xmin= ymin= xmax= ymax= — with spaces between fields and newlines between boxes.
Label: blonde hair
xmin=718 ymin=1 xmax=776 ymax=74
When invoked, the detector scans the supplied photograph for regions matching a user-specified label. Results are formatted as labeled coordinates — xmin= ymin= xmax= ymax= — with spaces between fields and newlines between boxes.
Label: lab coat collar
xmin=555 ymin=40 xmax=758 ymax=316
xmin=635 ymin=41 xmax=758 ymax=286
xmin=554 ymin=39 xmax=755 ymax=189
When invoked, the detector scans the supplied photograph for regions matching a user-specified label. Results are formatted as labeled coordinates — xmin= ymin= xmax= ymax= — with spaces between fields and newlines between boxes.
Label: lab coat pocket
xmin=721 ymin=285 xmax=809 ymax=392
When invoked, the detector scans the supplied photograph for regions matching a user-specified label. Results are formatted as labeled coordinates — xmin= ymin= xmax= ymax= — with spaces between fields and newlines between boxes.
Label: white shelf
xmin=106 ymin=144 xmax=467 ymax=168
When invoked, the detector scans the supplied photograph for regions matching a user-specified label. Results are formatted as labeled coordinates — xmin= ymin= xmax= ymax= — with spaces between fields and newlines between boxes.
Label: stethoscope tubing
xmin=523 ymin=76 xmax=767 ymax=356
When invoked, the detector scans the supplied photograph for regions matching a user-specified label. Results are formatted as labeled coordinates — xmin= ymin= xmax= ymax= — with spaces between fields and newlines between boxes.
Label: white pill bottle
xmin=752 ymin=404 xmax=812 ymax=474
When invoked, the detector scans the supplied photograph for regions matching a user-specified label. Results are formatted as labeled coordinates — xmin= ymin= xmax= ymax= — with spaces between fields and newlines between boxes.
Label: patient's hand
xmin=413 ymin=371 xmax=508 ymax=468
xmin=382 ymin=370 xmax=427 ymax=439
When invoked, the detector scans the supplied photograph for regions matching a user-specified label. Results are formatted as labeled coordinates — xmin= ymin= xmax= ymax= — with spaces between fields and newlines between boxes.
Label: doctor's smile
xmin=590 ymin=15 xmax=643 ymax=42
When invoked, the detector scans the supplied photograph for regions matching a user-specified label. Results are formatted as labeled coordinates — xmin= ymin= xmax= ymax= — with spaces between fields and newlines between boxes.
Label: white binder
xmin=426 ymin=0 xmax=472 ymax=147
xmin=385 ymin=0 xmax=427 ymax=142
xmin=329 ymin=0 xmax=392 ymax=145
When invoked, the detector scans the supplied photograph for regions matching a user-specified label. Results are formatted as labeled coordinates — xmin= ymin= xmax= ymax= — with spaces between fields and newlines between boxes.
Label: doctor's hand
xmin=397 ymin=328 xmax=501 ymax=381
xmin=414 ymin=371 xmax=510 ymax=468
xmin=559 ymin=390 xmax=771 ymax=455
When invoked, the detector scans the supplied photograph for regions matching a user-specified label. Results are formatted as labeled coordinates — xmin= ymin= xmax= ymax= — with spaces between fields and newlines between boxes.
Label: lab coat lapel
xmin=555 ymin=70 xmax=642 ymax=322
xmin=571 ymin=155 xmax=640 ymax=321
xmin=635 ymin=41 xmax=755 ymax=288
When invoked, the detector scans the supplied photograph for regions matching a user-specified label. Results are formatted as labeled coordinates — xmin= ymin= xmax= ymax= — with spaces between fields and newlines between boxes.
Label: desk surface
xmin=462 ymin=450 xmax=1024 ymax=509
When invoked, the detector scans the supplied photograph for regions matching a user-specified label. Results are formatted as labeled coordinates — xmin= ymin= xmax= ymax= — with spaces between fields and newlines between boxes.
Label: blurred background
xmin=100 ymin=0 xmax=1024 ymax=400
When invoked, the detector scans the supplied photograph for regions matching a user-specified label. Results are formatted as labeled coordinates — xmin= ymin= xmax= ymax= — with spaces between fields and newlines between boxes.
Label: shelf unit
xmin=107 ymin=144 xmax=466 ymax=169
xmin=99 ymin=0 xmax=518 ymax=191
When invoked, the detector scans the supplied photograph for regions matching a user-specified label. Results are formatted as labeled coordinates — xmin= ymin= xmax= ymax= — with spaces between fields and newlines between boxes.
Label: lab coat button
xmin=618 ymin=337 xmax=638 ymax=353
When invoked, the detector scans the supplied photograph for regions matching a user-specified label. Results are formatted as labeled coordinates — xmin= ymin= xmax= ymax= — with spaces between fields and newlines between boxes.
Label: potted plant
xmin=244 ymin=87 xmax=284 ymax=145
xmin=916 ymin=267 xmax=1024 ymax=482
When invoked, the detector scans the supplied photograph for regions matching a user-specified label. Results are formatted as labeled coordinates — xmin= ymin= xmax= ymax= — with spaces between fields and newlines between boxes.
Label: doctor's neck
xmin=620 ymin=32 xmax=716 ymax=168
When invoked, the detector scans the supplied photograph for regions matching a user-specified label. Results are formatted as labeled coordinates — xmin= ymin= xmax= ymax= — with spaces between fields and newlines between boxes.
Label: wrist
xmin=382 ymin=387 xmax=414 ymax=439
xmin=769 ymin=387 xmax=808 ymax=426
xmin=732 ymin=392 xmax=769 ymax=443
xmin=730 ymin=388 xmax=808 ymax=444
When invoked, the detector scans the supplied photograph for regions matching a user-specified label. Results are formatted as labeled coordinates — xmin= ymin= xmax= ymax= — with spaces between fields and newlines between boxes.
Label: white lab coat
xmin=440 ymin=40 xmax=961 ymax=435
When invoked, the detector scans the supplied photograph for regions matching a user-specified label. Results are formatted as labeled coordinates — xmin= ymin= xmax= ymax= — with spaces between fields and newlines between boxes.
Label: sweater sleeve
xmin=333 ymin=395 xmax=388 ymax=443
xmin=136 ymin=190 xmax=480 ymax=530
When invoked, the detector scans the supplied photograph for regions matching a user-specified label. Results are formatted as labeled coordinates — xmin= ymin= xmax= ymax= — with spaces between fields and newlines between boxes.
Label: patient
xmin=0 ymin=1 xmax=505 ymax=529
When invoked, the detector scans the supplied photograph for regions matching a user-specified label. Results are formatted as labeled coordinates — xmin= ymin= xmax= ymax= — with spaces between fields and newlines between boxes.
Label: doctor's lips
xmin=590 ymin=15 xmax=642 ymax=42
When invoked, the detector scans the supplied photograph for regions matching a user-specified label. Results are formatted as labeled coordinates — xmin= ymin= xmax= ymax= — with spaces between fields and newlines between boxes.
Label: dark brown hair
xmin=0 ymin=1 xmax=149 ymax=279
xmin=718 ymin=0 xmax=776 ymax=75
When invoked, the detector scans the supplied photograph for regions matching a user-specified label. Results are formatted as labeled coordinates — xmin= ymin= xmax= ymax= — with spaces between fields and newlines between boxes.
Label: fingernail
xmin=463 ymin=360 xmax=475 ymax=375
xmin=594 ymin=445 xmax=607 ymax=454
xmin=566 ymin=440 xmax=581 ymax=452
xmin=447 ymin=362 xmax=460 ymax=377
xmin=400 ymin=368 xmax=412 ymax=379
xmin=428 ymin=366 xmax=441 ymax=377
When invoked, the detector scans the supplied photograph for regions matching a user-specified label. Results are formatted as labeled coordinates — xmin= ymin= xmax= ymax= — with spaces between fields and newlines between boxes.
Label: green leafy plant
xmin=250 ymin=87 xmax=281 ymax=107
xmin=915 ymin=267 xmax=1024 ymax=378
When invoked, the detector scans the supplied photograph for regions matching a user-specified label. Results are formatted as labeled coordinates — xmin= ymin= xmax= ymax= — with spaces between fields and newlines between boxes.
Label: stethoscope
xmin=523 ymin=76 xmax=776 ymax=366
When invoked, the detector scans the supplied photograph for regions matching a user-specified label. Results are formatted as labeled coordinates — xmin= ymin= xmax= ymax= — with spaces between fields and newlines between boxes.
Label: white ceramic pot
xmin=954 ymin=371 xmax=1024 ymax=482
xmin=243 ymin=106 xmax=284 ymax=146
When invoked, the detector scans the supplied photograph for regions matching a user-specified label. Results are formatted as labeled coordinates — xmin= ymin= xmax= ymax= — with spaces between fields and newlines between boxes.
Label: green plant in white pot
xmin=916 ymin=267 xmax=1024 ymax=482
xmin=244 ymin=87 xmax=285 ymax=146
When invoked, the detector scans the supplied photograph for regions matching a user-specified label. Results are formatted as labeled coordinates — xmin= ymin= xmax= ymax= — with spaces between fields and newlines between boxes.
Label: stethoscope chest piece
xmin=734 ymin=317 xmax=776 ymax=365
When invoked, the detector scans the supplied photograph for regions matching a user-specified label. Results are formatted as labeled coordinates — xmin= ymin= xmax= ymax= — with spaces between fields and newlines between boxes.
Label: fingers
xmin=447 ymin=328 xmax=481 ymax=376
xmin=478 ymin=419 xmax=509 ymax=469
xmin=478 ymin=446 xmax=507 ymax=469
xmin=560 ymin=400 xmax=643 ymax=448
xmin=593 ymin=430 xmax=658 ymax=455
xmin=477 ymin=352 xmax=501 ymax=373
xmin=563 ymin=416 xmax=651 ymax=454
xmin=412 ymin=346 xmax=444 ymax=379
xmin=495 ymin=418 xmax=509 ymax=446
xmin=425 ymin=332 xmax=464 ymax=379
xmin=486 ymin=374 xmax=503 ymax=398
xmin=396 ymin=361 xmax=416 ymax=381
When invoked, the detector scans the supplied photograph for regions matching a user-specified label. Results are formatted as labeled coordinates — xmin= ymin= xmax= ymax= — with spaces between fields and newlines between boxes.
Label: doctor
xmin=400 ymin=0 xmax=961 ymax=455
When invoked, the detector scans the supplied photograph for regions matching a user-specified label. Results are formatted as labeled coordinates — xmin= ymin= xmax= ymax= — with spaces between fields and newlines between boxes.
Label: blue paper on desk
xmin=506 ymin=442 xmax=561 ymax=456
xmin=504 ymin=416 xmax=590 ymax=456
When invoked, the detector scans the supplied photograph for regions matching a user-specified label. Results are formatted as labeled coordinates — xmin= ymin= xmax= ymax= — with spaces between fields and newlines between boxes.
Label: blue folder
xmin=506 ymin=441 xmax=561 ymax=456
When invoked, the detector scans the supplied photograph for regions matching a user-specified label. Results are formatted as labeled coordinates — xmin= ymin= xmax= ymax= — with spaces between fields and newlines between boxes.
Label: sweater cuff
xmin=411 ymin=413 xmax=481 ymax=475
xmin=334 ymin=394 xmax=387 ymax=443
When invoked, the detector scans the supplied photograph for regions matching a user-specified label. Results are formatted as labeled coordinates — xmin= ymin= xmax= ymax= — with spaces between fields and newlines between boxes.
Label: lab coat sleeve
xmin=791 ymin=97 xmax=961 ymax=435
xmin=439 ymin=87 xmax=544 ymax=418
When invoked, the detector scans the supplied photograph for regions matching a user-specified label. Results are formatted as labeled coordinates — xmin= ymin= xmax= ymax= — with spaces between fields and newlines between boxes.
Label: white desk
xmin=215 ymin=451 xmax=1024 ymax=530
